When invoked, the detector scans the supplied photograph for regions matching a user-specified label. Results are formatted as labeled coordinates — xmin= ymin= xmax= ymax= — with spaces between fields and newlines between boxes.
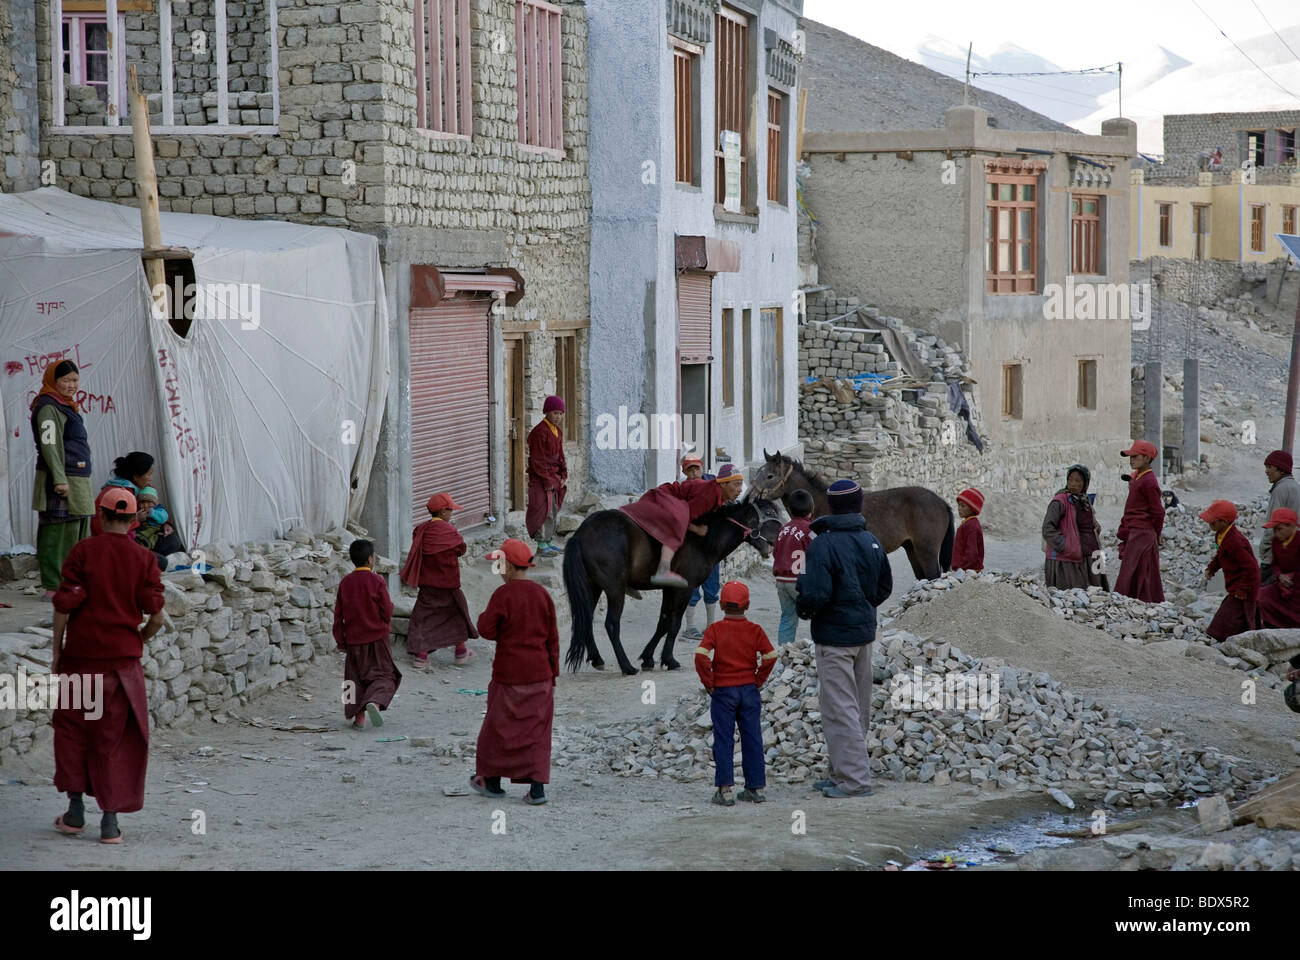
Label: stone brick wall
xmin=1162 ymin=111 xmax=1300 ymax=173
xmin=1135 ymin=256 xmax=1272 ymax=304
xmin=1 ymin=0 xmax=41 ymax=189
xmin=0 ymin=528 xmax=387 ymax=766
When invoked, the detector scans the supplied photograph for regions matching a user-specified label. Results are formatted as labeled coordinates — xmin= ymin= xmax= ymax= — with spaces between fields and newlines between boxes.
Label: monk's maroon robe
xmin=1205 ymin=524 xmax=1261 ymax=641
xmin=402 ymin=518 xmax=478 ymax=655
xmin=619 ymin=479 xmax=723 ymax=551
xmin=1115 ymin=469 xmax=1165 ymax=603
xmin=1259 ymin=534 xmax=1300 ymax=629
xmin=333 ymin=568 xmax=402 ymax=719
xmin=525 ymin=420 xmax=567 ymax=538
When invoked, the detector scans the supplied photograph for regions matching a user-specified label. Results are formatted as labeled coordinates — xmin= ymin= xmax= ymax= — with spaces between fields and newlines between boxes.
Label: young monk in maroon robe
xmin=526 ymin=395 xmax=567 ymax=559
xmin=1258 ymin=508 xmax=1300 ymax=629
xmin=952 ymin=487 xmax=984 ymax=572
xmin=1114 ymin=441 xmax=1166 ymax=603
xmin=333 ymin=539 xmax=401 ymax=729
xmin=470 ymin=538 xmax=559 ymax=805
xmin=401 ymin=492 xmax=478 ymax=668
xmin=1200 ymin=500 xmax=1260 ymax=641
xmin=620 ymin=463 xmax=745 ymax=587
xmin=50 ymin=487 xmax=163 ymax=844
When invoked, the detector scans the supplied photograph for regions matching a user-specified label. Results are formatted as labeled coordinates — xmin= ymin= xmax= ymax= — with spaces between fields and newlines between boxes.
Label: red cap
xmin=719 ymin=580 xmax=750 ymax=609
xmin=96 ymin=487 xmax=138 ymax=517
xmin=488 ymin=538 xmax=535 ymax=568
xmin=681 ymin=453 xmax=703 ymax=467
xmin=956 ymin=488 xmax=984 ymax=514
xmin=1265 ymin=449 xmax=1293 ymax=473
xmin=1121 ymin=440 xmax=1159 ymax=460
xmin=1198 ymin=500 xmax=1237 ymax=524
xmin=426 ymin=492 xmax=462 ymax=514
xmin=1264 ymin=507 xmax=1298 ymax=528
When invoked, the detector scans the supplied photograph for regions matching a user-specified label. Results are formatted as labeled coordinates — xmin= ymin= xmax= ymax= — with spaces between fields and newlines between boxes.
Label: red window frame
xmin=1070 ymin=194 xmax=1102 ymax=275
xmin=673 ymin=44 xmax=696 ymax=184
xmin=714 ymin=7 xmax=749 ymax=208
xmin=515 ymin=0 xmax=564 ymax=152
xmin=414 ymin=0 xmax=472 ymax=137
xmin=985 ymin=174 xmax=1039 ymax=294
xmin=1283 ymin=205 xmax=1296 ymax=236
xmin=766 ymin=89 xmax=783 ymax=203
xmin=1158 ymin=203 xmax=1172 ymax=247
xmin=1250 ymin=204 xmax=1266 ymax=253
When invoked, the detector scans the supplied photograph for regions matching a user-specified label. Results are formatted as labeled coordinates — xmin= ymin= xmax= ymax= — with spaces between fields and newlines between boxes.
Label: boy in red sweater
xmin=773 ymin=489 xmax=815 ymax=645
xmin=695 ymin=581 xmax=778 ymax=806
xmin=952 ymin=488 xmax=984 ymax=572
xmin=333 ymin=539 xmax=401 ymax=729
xmin=401 ymin=492 xmax=478 ymax=668
xmin=471 ymin=538 xmax=560 ymax=805
xmin=1115 ymin=441 xmax=1166 ymax=602
xmin=50 ymin=487 xmax=164 ymax=844
xmin=1199 ymin=500 xmax=1261 ymax=641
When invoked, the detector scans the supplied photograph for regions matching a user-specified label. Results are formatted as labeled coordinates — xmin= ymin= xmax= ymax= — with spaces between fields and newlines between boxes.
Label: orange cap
xmin=488 ymin=538 xmax=535 ymax=568
xmin=1198 ymin=500 xmax=1237 ymax=524
xmin=719 ymin=580 xmax=750 ymax=609
xmin=426 ymin=492 xmax=462 ymax=514
xmin=1264 ymin=507 xmax=1299 ymax=528
xmin=96 ymin=487 xmax=138 ymax=517
xmin=1121 ymin=440 xmax=1159 ymax=460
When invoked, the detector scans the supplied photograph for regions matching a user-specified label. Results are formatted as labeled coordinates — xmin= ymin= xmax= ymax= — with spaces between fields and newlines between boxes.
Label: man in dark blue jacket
xmin=797 ymin=478 xmax=892 ymax=798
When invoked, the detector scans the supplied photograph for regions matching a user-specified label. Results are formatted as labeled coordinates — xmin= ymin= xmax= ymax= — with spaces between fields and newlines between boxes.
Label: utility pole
xmin=964 ymin=42 xmax=972 ymax=105
xmin=128 ymin=64 xmax=167 ymax=321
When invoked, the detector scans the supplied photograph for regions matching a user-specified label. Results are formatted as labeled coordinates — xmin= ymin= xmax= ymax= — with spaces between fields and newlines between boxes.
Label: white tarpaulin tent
xmin=0 ymin=188 xmax=389 ymax=552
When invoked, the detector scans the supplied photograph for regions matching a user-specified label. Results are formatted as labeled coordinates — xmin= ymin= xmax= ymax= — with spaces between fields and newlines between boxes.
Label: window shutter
xmin=677 ymin=271 xmax=712 ymax=362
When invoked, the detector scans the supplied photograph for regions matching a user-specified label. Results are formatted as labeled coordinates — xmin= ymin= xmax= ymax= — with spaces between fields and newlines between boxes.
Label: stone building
xmin=585 ymin=0 xmax=802 ymax=491
xmin=2 ymin=0 xmax=591 ymax=558
xmin=1131 ymin=111 xmax=1300 ymax=263
xmin=797 ymin=17 xmax=1138 ymax=487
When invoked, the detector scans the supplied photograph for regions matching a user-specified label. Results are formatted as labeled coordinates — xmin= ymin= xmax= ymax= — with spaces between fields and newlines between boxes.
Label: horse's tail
xmin=939 ymin=499 xmax=955 ymax=572
xmin=563 ymin=533 xmax=593 ymax=672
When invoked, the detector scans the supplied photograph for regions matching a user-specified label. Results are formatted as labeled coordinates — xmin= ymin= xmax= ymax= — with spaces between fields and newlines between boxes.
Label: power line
xmin=974 ymin=63 xmax=1119 ymax=77
xmin=921 ymin=47 xmax=1113 ymax=100
xmin=1190 ymin=0 xmax=1300 ymax=98
xmin=1250 ymin=0 xmax=1300 ymax=64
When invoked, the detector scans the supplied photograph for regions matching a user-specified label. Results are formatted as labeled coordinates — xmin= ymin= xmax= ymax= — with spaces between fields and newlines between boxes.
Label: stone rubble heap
xmin=575 ymin=633 xmax=1262 ymax=809
xmin=891 ymin=570 xmax=1293 ymax=687
xmin=0 ymin=528 xmax=395 ymax=766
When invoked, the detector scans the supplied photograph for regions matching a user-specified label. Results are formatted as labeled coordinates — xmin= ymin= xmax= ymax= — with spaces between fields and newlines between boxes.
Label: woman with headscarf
xmin=90 ymin=452 xmax=155 ymax=536
xmin=30 ymin=361 xmax=94 ymax=599
xmin=1042 ymin=464 xmax=1109 ymax=590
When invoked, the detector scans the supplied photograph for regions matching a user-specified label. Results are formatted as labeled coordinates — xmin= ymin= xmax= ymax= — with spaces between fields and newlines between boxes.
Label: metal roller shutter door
xmin=677 ymin=270 xmax=713 ymax=362
xmin=409 ymin=300 xmax=491 ymax=530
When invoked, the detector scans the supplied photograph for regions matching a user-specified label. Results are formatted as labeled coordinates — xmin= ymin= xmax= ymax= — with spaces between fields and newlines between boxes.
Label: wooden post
xmin=795 ymin=86 xmax=807 ymax=159
xmin=128 ymin=64 xmax=167 ymax=321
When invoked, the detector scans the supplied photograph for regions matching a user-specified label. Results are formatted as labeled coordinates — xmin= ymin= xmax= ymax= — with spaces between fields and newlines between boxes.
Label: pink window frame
xmin=515 ymin=0 xmax=563 ymax=154
xmin=62 ymin=13 xmax=124 ymax=104
xmin=414 ymin=0 xmax=472 ymax=138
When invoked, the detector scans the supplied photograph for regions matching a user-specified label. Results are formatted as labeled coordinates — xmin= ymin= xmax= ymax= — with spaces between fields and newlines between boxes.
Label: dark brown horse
xmin=750 ymin=451 xmax=954 ymax=580
xmin=563 ymin=499 xmax=782 ymax=675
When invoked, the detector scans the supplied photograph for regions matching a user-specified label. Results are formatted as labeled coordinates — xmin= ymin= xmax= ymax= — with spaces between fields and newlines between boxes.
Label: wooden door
xmin=504 ymin=335 xmax=526 ymax=511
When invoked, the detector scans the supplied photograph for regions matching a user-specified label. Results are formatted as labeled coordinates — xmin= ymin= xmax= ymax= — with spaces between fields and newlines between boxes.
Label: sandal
xmin=650 ymin=572 xmax=689 ymax=588
xmin=54 ymin=814 xmax=85 ymax=836
xmin=454 ymin=647 xmax=477 ymax=666
xmin=365 ymin=702 xmax=383 ymax=728
xmin=469 ymin=775 xmax=506 ymax=798
xmin=99 ymin=832 xmax=123 ymax=845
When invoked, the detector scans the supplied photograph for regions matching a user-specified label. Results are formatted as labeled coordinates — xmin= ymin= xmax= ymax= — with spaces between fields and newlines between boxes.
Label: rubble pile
xmin=891 ymin=570 xmax=1292 ymax=686
xmin=582 ymin=633 xmax=1263 ymax=808
xmin=0 ymin=528 xmax=395 ymax=765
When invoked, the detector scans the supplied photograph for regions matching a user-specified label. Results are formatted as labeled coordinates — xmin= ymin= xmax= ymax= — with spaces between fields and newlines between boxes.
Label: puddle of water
xmin=903 ymin=811 xmax=1081 ymax=870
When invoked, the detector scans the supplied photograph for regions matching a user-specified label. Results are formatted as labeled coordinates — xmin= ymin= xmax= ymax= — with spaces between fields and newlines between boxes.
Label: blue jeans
xmin=710 ymin=684 xmax=765 ymax=789
xmin=775 ymin=580 xmax=799 ymax=645
xmin=689 ymin=563 xmax=721 ymax=607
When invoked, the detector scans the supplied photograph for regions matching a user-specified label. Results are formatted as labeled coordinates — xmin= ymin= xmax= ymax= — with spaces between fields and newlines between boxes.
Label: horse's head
xmin=750 ymin=450 xmax=795 ymax=500
xmin=720 ymin=498 xmax=781 ymax=560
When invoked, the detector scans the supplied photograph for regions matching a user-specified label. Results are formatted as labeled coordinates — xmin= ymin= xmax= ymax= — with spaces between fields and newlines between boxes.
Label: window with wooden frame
xmin=1284 ymin=205 xmax=1297 ymax=236
xmin=766 ymin=88 xmax=785 ymax=203
xmin=1077 ymin=359 xmax=1097 ymax=411
xmin=1070 ymin=195 xmax=1102 ymax=275
xmin=721 ymin=308 xmax=736 ymax=407
xmin=714 ymin=6 xmax=750 ymax=209
xmin=1251 ymin=204 xmax=1266 ymax=253
xmin=672 ymin=40 xmax=700 ymax=185
xmin=61 ymin=13 xmax=120 ymax=105
xmin=515 ymin=0 xmax=563 ymax=153
xmin=1001 ymin=363 xmax=1023 ymax=419
xmin=760 ymin=307 xmax=783 ymax=418
xmin=1245 ymin=130 xmax=1266 ymax=168
xmin=985 ymin=174 xmax=1038 ymax=294
xmin=414 ymin=0 xmax=472 ymax=137
xmin=1158 ymin=203 xmax=1173 ymax=247
xmin=554 ymin=332 xmax=578 ymax=439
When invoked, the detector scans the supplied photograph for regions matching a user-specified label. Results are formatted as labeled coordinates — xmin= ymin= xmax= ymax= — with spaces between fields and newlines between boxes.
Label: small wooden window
xmin=1077 ymin=359 xmax=1097 ymax=410
xmin=1158 ymin=203 xmax=1172 ymax=247
xmin=1283 ymin=205 xmax=1297 ymax=236
xmin=1245 ymin=130 xmax=1266 ymax=168
xmin=985 ymin=175 xmax=1038 ymax=293
xmin=554 ymin=332 xmax=578 ymax=439
xmin=1251 ymin=205 xmax=1266 ymax=253
xmin=766 ymin=89 xmax=784 ymax=203
xmin=760 ymin=307 xmax=783 ymax=418
xmin=414 ymin=0 xmax=472 ymax=137
xmin=1070 ymin=195 xmax=1102 ymax=275
xmin=673 ymin=47 xmax=697 ymax=184
xmin=1001 ymin=363 xmax=1023 ymax=419
xmin=515 ymin=0 xmax=563 ymax=152
xmin=722 ymin=308 xmax=735 ymax=407
xmin=714 ymin=7 xmax=749 ymax=208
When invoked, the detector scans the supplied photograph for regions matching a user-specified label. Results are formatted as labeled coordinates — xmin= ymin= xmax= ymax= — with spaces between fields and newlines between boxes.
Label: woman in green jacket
xmin=30 ymin=360 xmax=94 ymax=598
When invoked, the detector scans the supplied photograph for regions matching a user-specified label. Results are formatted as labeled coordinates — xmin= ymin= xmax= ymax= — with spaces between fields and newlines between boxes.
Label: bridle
xmin=753 ymin=458 xmax=794 ymax=500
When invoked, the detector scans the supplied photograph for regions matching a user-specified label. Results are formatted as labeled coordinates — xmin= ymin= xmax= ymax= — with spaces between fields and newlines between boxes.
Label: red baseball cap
xmin=96 ymin=487 xmax=138 ymax=517
xmin=1121 ymin=440 xmax=1159 ymax=459
xmin=682 ymin=453 xmax=703 ymax=467
xmin=426 ymin=492 xmax=462 ymax=514
xmin=719 ymin=580 xmax=749 ymax=608
xmin=956 ymin=488 xmax=984 ymax=514
xmin=1264 ymin=507 xmax=1298 ymax=528
xmin=1198 ymin=500 xmax=1237 ymax=524
xmin=488 ymin=538 xmax=535 ymax=568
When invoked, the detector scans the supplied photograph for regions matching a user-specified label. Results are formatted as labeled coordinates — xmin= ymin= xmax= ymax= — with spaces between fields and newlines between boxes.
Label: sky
xmin=803 ymin=0 xmax=1300 ymax=132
